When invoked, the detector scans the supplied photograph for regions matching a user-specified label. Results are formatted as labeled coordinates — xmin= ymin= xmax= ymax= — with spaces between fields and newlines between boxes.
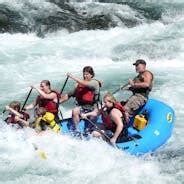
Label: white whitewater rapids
xmin=0 ymin=1 xmax=184 ymax=183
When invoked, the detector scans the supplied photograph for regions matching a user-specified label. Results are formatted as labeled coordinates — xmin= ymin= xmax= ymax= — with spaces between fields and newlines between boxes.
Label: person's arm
xmin=25 ymin=100 xmax=36 ymax=110
xmin=31 ymin=85 xmax=57 ymax=100
xmin=129 ymin=72 xmax=152 ymax=89
xmin=60 ymin=86 xmax=76 ymax=103
xmin=67 ymin=73 xmax=92 ymax=87
xmin=5 ymin=106 xmax=22 ymax=117
xmin=110 ymin=109 xmax=123 ymax=143
xmin=81 ymin=108 xmax=99 ymax=119
xmin=60 ymin=94 xmax=69 ymax=103
xmin=14 ymin=116 xmax=29 ymax=127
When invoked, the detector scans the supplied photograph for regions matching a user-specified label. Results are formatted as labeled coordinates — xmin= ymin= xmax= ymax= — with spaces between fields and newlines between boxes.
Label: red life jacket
xmin=21 ymin=111 xmax=30 ymax=120
xmin=101 ymin=102 xmax=128 ymax=130
xmin=75 ymin=80 xmax=101 ymax=105
xmin=75 ymin=85 xmax=94 ymax=105
xmin=36 ymin=91 xmax=60 ymax=114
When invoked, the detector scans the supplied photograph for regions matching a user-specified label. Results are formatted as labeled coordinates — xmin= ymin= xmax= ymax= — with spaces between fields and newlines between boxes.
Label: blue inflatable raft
xmin=60 ymin=99 xmax=175 ymax=156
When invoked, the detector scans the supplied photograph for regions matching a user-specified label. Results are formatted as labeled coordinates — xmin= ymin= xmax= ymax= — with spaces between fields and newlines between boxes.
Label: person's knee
xmin=72 ymin=107 xmax=80 ymax=117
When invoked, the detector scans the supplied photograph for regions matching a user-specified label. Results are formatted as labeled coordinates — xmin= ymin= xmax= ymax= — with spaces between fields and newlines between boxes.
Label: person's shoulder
xmin=91 ymin=79 xmax=102 ymax=86
xmin=111 ymin=108 xmax=122 ymax=115
xmin=143 ymin=70 xmax=154 ymax=82
xmin=50 ymin=91 xmax=58 ymax=95
xmin=144 ymin=70 xmax=153 ymax=76
xmin=88 ymin=79 xmax=97 ymax=86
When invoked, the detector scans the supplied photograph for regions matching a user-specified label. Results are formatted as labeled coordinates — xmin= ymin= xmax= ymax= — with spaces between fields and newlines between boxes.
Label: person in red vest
xmin=5 ymin=101 xmax=30 ymax=128
xmin=25 ymin=80 xmax=60 ymax=123
xmin=81 ymin=92 xmax=128 ymax=144
xmin=60 ymin=66 xmax=101 ymax=130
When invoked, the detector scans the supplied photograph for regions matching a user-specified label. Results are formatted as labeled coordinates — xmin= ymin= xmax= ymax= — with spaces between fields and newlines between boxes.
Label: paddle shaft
xmin=21 ymin=88 xmax=33 ymax=111
xmin=32 ymin=143 xmax=38 ymax=150
xmin=58 ymin=76 xmax=69 ymax=120
xmin=2 ymin=88 xmax=32 ymax=114
xmin=60 ymin=76 xmax=69 ymax=95
xmin=85 ymin=117 xmax=111 ymax=141
xmin=112 ymin=83 xmax=129 ymax=95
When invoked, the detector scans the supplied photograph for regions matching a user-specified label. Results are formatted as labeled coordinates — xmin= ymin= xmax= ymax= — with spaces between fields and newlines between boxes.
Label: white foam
xmin=0 ymin=2 xmax=184 ymax=182
xmin=0 ymin=125 xmax=167 ymax=184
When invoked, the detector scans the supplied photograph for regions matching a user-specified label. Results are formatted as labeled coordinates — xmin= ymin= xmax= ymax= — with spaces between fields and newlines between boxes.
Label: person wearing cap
xmin=123 ymin=59 xmax=154 ymax=117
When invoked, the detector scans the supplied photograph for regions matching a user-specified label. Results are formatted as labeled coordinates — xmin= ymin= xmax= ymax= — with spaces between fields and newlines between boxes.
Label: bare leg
xmin=72 ymin=107 xmax=81 ymax=130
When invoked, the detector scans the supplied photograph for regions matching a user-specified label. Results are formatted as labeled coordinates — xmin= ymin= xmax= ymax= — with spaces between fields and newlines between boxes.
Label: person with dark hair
xmin=124 ymin=59 xmax=154 ymax=117
xmin=25 ymin=80 xmax=60 ymax=123
xmin=5 ymin=101 xmax=30 ymax=128
xmin=60 ymin=66 xmax=101 ymax=130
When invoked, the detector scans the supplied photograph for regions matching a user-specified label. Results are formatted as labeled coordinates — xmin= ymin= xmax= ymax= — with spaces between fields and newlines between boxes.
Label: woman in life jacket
xmin=25 ymin=80 xmax=60 ymax=124
xmin=60 ymin=66 xmax=101 ymax=130
xmin=81 ymin=92 xmax=128 ymax=144
xmin=5 ymin=101 xmax=30 ymax=128
xmin=32 ymin=107 xmax=61 ymax=133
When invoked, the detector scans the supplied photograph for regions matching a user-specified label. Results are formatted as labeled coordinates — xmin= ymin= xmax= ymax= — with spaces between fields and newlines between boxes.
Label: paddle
xmin=21 ymin=88 xmax=33 ymax=112
xmin=32 ymin=143 xmax=48 ymax=160
xmin=84 ymin=117 xmax=112 ymax=143
xmin=60 ymin=76 xmax=69 ymax=95
xmin=2 ymin=109 xmax=6 ymax=114
xmin=0 ymin=110 xmax=6 ymax=120
xmin=112 ymin=83 xmax=130 ymax=95
xmin=1 ymin=88 xmax=33 ymax=115
xmin=57 ymin=76 xmax=69 ymax=120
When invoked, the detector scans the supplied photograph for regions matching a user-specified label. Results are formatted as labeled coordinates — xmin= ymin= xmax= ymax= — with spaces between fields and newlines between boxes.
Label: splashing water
xmin=0 ymin=1 xmax=184 ymax=183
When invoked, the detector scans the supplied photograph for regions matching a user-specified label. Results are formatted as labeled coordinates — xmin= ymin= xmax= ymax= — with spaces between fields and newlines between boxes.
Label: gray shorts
xmin=124 ymin=94 xmax=147 ymax=117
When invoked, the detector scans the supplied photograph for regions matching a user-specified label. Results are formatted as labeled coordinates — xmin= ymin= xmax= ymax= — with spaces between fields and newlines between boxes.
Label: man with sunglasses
xmin=124 ymin=59 xmax=154 ymax=117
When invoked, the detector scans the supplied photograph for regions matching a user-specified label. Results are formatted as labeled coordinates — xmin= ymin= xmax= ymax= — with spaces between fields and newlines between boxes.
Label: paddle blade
xmin=37 ymin=150 xmax=48 ymax=160
xmin=32 ymin=143 xmax=48 ymax=160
